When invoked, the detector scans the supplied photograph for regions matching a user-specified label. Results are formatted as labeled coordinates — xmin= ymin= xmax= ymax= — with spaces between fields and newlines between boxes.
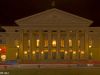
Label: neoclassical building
xmin=0 ymin=8 xmax=100 ymax=63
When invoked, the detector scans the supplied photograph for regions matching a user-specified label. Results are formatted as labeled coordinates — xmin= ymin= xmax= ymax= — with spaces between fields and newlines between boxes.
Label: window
xmin=43 ymin=30 xmax=48 ymax=32
xmin=61 ymin=40 xmax=64 ymax=48
xmin=52 ymin=30 xmax=57 ymax=32
xmin=36 ymin=39 xmax=40 ymax=47
xmin=0 ymin=40 xmax=6 ymax=44
xmin=44 ymin=40 xmax=48 ymax=47
xmin=51 ymin=30 xmax=57 ymax=47
xmin=28 ymin=40 xmax=31 ymax=47
xmin=78 ymin=40 xmax=80 ymax=48
xmin=33 ymin=31 xmax=40 ymax=47
xmin=69 ymin=39 xmax=72 ymax=47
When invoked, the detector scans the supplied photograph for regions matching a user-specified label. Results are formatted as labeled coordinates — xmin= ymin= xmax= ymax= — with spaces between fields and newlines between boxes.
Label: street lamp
xmin=24 ymin=51 xmax=28 ymax=55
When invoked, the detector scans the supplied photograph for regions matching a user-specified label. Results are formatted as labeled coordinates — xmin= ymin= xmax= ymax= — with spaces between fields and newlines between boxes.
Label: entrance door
xmin=52 ymin=52 xmax=56 ymax=60
xmin=44 ymin=52 xmax=48 ymax=60
xmin=60 ymin=52 xmax=64 ymax=60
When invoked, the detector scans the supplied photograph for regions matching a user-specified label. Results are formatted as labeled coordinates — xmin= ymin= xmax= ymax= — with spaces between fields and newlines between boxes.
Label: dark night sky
xmin=0 ymin=0 xmax=100 ymax=27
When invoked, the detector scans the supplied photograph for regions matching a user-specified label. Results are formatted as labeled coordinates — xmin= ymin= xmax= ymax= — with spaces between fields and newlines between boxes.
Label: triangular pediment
xmin=15 ymin=8 xmax=93 ymax=27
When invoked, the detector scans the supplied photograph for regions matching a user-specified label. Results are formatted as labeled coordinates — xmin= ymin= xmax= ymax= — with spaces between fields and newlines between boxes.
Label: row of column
xmin=20 ymin=30 xmax=92 ymax=62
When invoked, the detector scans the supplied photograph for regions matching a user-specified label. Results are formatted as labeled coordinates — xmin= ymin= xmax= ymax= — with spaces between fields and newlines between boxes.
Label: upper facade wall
xmin=15 ymin=8 xmax=93 ymax=28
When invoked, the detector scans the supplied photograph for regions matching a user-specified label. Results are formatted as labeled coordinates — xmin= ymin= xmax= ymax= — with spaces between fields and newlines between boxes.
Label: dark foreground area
xmin=1 ymin=68 xmax=100 ymax=75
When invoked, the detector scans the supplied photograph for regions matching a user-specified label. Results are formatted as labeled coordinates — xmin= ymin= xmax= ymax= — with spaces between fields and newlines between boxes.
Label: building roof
xmin=15 ymin=8 xmax=93 ymax=28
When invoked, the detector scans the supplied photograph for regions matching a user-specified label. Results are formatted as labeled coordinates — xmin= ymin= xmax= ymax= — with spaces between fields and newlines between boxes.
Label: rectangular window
xmin=78 ymin=40 xmax=80 ymax=48
xmin=51 ymin=31 xmax=57 ymax=47
xmin=0 ymin=39 xmax=6 ymax=44
xmin=61 ymin=40 xmax=64 ymax=48
xmin=44 ymin=40 xmax=48 ymax=47
xmin=69 ymin=39 xmax=72 ymax=47
xmin=36 ymin=39 xmax=40 ymax=47
xmin=43 ymin=31 xmax=48 ymax=48
xmin=28 ymin=40 xmax=31 ymax=47
xmin=33 ymin=31 xmax=40 ymax=48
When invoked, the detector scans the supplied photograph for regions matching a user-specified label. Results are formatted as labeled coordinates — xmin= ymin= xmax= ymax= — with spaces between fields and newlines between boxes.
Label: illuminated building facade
xmin=0 ymin=8 xmax=100 ymax=63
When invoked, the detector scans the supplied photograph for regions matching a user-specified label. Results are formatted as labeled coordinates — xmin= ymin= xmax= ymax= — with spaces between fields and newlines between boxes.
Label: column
xmin=64 ymin=31 xmax=68 ymax=61
xmin=57 ymin=30 xmax=60 ymax=60
xmin=28 ymin=31 xmax=33 ymax=61
xmin=85 ymin=31 xmax=89 ymax=61
xmin=40 ymin=31 xmax=43 ymax=60
xmin=48 ymin=30 xmax=52 ymax=60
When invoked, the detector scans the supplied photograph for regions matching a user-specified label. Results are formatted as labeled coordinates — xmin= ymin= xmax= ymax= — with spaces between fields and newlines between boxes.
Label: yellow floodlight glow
xmin=65 ymin=51 xmax=68 ymax=54
xmin=73 ymin=51 xmax=76 ymax=55
xmin=41 ymin=51 xmax=44 ymax=54
xmin=89 ymin=45 xmax=92 ymax=48
xmin=69 ymin=39 xmax=72 ymax=47
xmin=16 ymin=45 xmax=20 ymax=48
xmin=36 ymin=39 xmax=40 ymax=47
xmin=89 ymin=40 xmax=92 ymax=48
xmin=24 ymin=51 xmax=28 ymax=55
xmin=52 ymin=40 xmax=56 ymax=47
xmin=44 ymin=40 xmax=48 ymax=47
xmin=32 ymin=51 xmax=36 ymax=54
xmin=81 ymin=51 xmax=85 ymax=54
xmin=1 ymin=55 xmax=6 ymax=61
